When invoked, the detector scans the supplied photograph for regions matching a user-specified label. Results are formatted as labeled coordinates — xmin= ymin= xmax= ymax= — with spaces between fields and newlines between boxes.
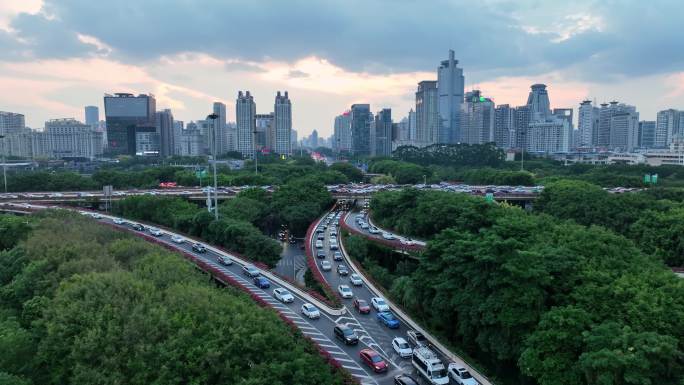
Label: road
xmin=343 ymin=209 xmax=426 ymax=252
xmin=274 ymin=239 xmax=307 ymax=284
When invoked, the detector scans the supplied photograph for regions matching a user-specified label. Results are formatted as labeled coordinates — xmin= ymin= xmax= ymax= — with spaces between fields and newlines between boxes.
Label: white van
xmin=412 ymin=346 xmax=449 ymax=384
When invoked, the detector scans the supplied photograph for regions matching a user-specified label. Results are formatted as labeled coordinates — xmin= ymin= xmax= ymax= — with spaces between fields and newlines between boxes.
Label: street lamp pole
xmin=206 ymin=113 xmax=219 ymax=220
xmin=253 ymin=127 xmax=258 ymax=175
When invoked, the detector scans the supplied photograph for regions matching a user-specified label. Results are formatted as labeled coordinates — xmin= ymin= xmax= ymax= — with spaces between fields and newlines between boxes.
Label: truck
xmin=411 ymin=346 xmax=449 ymax=384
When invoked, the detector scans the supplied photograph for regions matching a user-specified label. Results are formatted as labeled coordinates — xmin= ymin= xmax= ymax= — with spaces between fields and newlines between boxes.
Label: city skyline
xmin=1 ymin=1 xmax=683 ymax=137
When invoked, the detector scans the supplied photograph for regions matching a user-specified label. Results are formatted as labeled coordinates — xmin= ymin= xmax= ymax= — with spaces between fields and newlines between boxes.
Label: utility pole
xmin=253 ymin=126 xmax=258 ymax=175
xmin=206 ymin=113 xmax=219 ymax=220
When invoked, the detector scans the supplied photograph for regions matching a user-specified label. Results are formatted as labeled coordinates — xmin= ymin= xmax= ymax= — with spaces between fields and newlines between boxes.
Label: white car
xmin=171 ymin=235 xmax=184 ymax=244
xmin=320 ymin=260 xmax=332 ymax=271
xmin=217 ymin=255 xmax=233 ymax=266
xmin=369 ymin=227 xmax=380 ymax=234
xmin=392 ymin=337 xmax=413 ymax=358
xmin=400 ymin=238 xmax=417 ymax=246
xmin=381 ymin=232 xmax=395 ymax=240
xmin=371 ymin=297 xmax=390 ymax=312
xmin=148 ymin=227 xmax=163 ymax=237
xmin=315 ymin=240 xmax=323 ymax=248
xmin=349 ymin=273 xmax=363 ymax=286
xmin=337 ymin=284 xmax=353 ymax=299
xmin=273 ymin=288 xmax=294 ymax=303
xmin=448 ymin=363 xmax=478 ymax=385
xmin=301 ymin=303 xmax=320 ymax=319
xmin=360 ymin=222 xmax=369 ymax=229
xmin=91 ymin=213 xmax=103 ymax=219
xmin=113 ymin=218 xmax=124 ymax=224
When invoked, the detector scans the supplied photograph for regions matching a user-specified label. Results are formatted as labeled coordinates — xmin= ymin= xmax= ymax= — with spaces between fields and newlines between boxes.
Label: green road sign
xmin=644 ymin=174 xmax=651 ymax=183
xmin=485 ymin=193 xmax=494 ymax=203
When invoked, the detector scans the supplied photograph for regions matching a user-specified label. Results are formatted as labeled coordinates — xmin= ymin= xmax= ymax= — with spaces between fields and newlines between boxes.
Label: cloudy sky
xmin=1 ymin=0 xmax=683 ymax=137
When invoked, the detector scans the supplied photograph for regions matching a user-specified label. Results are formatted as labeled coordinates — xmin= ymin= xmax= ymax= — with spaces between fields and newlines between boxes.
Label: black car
xmin=337 ymin=264 xmax=349 ymax=276
xmin=334 ymin=324 xmax=358 ymax=345
xmin=131 ymin=223 xmax=145 ymax=231
xmin=333 ymin=251 xmax=343 ymax=261
xmin=394 ymin=374 xmax=419 ymax=385
xmin=316 ymin=250 xmax=326 ymax=259
xmin=192 ymin=243 xmax=207 ymax=253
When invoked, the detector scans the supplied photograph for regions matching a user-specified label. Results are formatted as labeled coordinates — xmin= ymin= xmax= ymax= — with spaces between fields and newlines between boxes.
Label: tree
xmin=0 ymin=215 xmax=31 ymax=251
xmin=330 ymin=162 xmax=363 ymax=182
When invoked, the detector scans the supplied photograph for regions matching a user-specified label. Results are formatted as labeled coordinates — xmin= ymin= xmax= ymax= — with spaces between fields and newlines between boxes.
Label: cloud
xmin=287 ymin=69 xmax=309 ymax=79
xmin=224 ymin=60 xmax=266 ymax=73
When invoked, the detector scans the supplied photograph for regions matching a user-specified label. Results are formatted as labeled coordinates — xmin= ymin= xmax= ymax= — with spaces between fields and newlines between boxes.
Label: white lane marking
xmin=343 ymin=365 xmax=366 ymax=371
xmin=334 ymin=357 xmax=355 ymax=363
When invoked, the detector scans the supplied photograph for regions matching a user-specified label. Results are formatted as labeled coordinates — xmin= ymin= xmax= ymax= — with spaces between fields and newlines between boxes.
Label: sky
xmin=1 ymin=0 xmax=683 ymax=138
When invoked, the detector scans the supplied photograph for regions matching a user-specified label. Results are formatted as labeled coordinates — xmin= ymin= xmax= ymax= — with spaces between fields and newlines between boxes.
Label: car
xmin=377 ymin=311 xmax=400 ymax=329
xmin=337 ymin=264 xmax=349 ymax=276
xmin=407 ymin=329 xmax=428 ymax=347
xmin=360 ymin=348 xmax=387 ymax=373
xmin=316 ymin=250 xmax=326 ymax=259
xmin=301 ymin=303 xmax=320 ymax=319
xmin=369 ymin=227 xmax=380 ymax=234
xmin=192 ymin=243 xmax=207 ymax=253
xmin=400 ymin=238 xmax=417 ymax=246
xmin=349 ymin=273 xmax=363 ymax=286
xmin=253 ymin=276 xmax=270 ymax=288
xmin=217 ymin=255 xmax=233 ymax=266
xmin=333 ymin=251 xmax=343 ymax=261
xmin=447 ymin=364 xmax=478 ymax=385
xmin=243 ymin=264 xmax=260 ymax=278
xmin=334 ymin=324 xmax=358 ymax=345
xmin=381 ymin=232 xmax=396 ymax=240
xmin=353 ymin=298 xmax=371 ymax=314
xmin=394 ymin=374 xmax=419 ymax=385
xmin=360 ymin=222 xmax=369 ymax=229
xmin=148 ymin=227 xmax=163 ymax=236
xmin=91 ymin=213 xmax=103 ymax=219
xmin=329 ymin=242 xmax=338 ymax=251
xmin=317 ymin=233 xmax=325 ymax=240
xmin=371 ymin=297 xmax=390 ymax=312
xmin=392 ymin=337 xmax=412 ymax=358
xmin=171 ymin=235 xmax=184 ymax=244
xmin=315 ymin=240 xmax=323 ymax=248
xmin=330 ymin=229 xmax=337 ymax=236
xmin=131 ymin=223 xmax=145 ymax=231
xmin=337 ymin=284 xmax=353 ymax=298
xmin=319 ymin=259 xmax=332 ymax=270
xmin=273 ymin=288 xmax=295 ymax=303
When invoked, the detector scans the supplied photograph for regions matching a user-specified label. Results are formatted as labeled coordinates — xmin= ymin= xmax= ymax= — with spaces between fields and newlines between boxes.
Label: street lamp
xmin=206 ymin=113 xmax=219 ymax=220
xmin=253 ymin=126 xmax=258 ymax=175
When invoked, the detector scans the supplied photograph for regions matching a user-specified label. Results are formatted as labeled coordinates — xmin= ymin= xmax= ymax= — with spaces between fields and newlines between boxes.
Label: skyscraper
xmin=0 ymin=111 xmax=25 ymax=135
xmin=274 ymin=91 xmax=292 ymax=156
xmin=84 ymin=106 xmax=99 ymax=127
xmin=437 ymin=50 xmax=464 ymax=143
xmin=523 ymin=84 xmax=571 ymax=153
xmin=415 ymin=80 xmax=438 ymax=146
xmin=494 ymin=104 xmax=515 ymax=149
xmin=460 ymin=90 xmax=494 ymax=144
xmin=255 ymin=113 xmax=273 ymax=150
xmin=372 ymin=108 xmax=392 ymax=156
xmin=236 ymin=91 xmax=256 ymax=158
xmin=597 ymin=101 xmax=639 ymax=150
xmin=212 ymin=102 xmax=228 ymax=155
xmin=45 ymin=118 xmax=103 ymax=160
xmin=334 ymin=112 xmax=352 ymax=153
xmin=578 ymin=100 xmax=600 ymax=148
xmin=514 ymin=105 xmax=531 ymax=150
xmin=104 ymin=93 xmax=156 ymax=156
xmin=408 ymin=109 xmax=416 ymax=142
xmin=527 ymin=84 xmax=552 ymax=120
xmin=655 ymin=109 xmax=682 ymax=147
xmin=156 ymin=109 xmax=174 ymax=157
xmin=350 ymin=104 xmax=371 ymax=155
xmin=639 ymin=121 xmax=656 ymax=148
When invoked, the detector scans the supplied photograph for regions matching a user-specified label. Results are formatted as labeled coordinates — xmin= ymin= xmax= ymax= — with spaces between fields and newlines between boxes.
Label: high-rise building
xmin=177 ymin=124 xmax=204 ymax=157
xmin=494 ymin=104 xmax=516 ymax=149
xmin=156 ymin=109 xmax=174 ymax=157
xmin=0 ymin=111 xmax=25 ymax=135
xmin=460 ymin=90 xmax=494 ymax=144
xmin=84 ymin=106 xmax=99 ymax=127
xmin=334 ymin=112 xmax=352 ymax=153
xmin=212 ymin=102 xmax=228 ymax=155
xmin=309 ymin=129 xmax=319 ymax=148
xmin=609 ymin=105 xmax=639 ymax=152
xmin=437 ymin=50 xmax=464 ymax=144
xmin=655 ymin=109 xmax=682 ymax=148
xmin=372 ymin=108 xmax=392 ymax=156
xmin=578 ymin=100 xmax=600 ymax=148
xmin=274 ymin=91 xmax=292 ymax=156
xmin=350 ymin=104 xmax=371 ymax=155
xmin=45 ymin=118 xmax=103 ymax=160
xmin=597 ymin=102 xmax=613 ymax=147
xmin=514 ymin=105 xmax=531 ymax=149
xmin=527 ymin=84 xmax=552 ymax=120
xmin=290 ymin=129 xmax=298 ymax=150
xmin=255 ymin=113 xmax=273 ymax=150
xmin=236 ymin=91 xmax=256 ymax=158
xmin=104 ymin=93 xmax=156 ymax=156
xmin=408 ymin=109 xmax=416 ymax=142
xmin=172 ymin=120 xmax=184 ymax=155
xmin=639 ymin=120 xmax=656 ymax=148
xmin=415 ymin=80 xmax=439 ymax=146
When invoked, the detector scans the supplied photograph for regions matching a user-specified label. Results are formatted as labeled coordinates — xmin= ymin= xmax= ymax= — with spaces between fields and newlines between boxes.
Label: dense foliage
xmin=367 ymin=189 xmax=684 ymax=385
xmin=393 ymin=143 xmax=505 ymax=167
xmin=537 ymin=180 xmax=684 ymax=266
xmin=0 ymin=211 xmax=347 ymax=385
